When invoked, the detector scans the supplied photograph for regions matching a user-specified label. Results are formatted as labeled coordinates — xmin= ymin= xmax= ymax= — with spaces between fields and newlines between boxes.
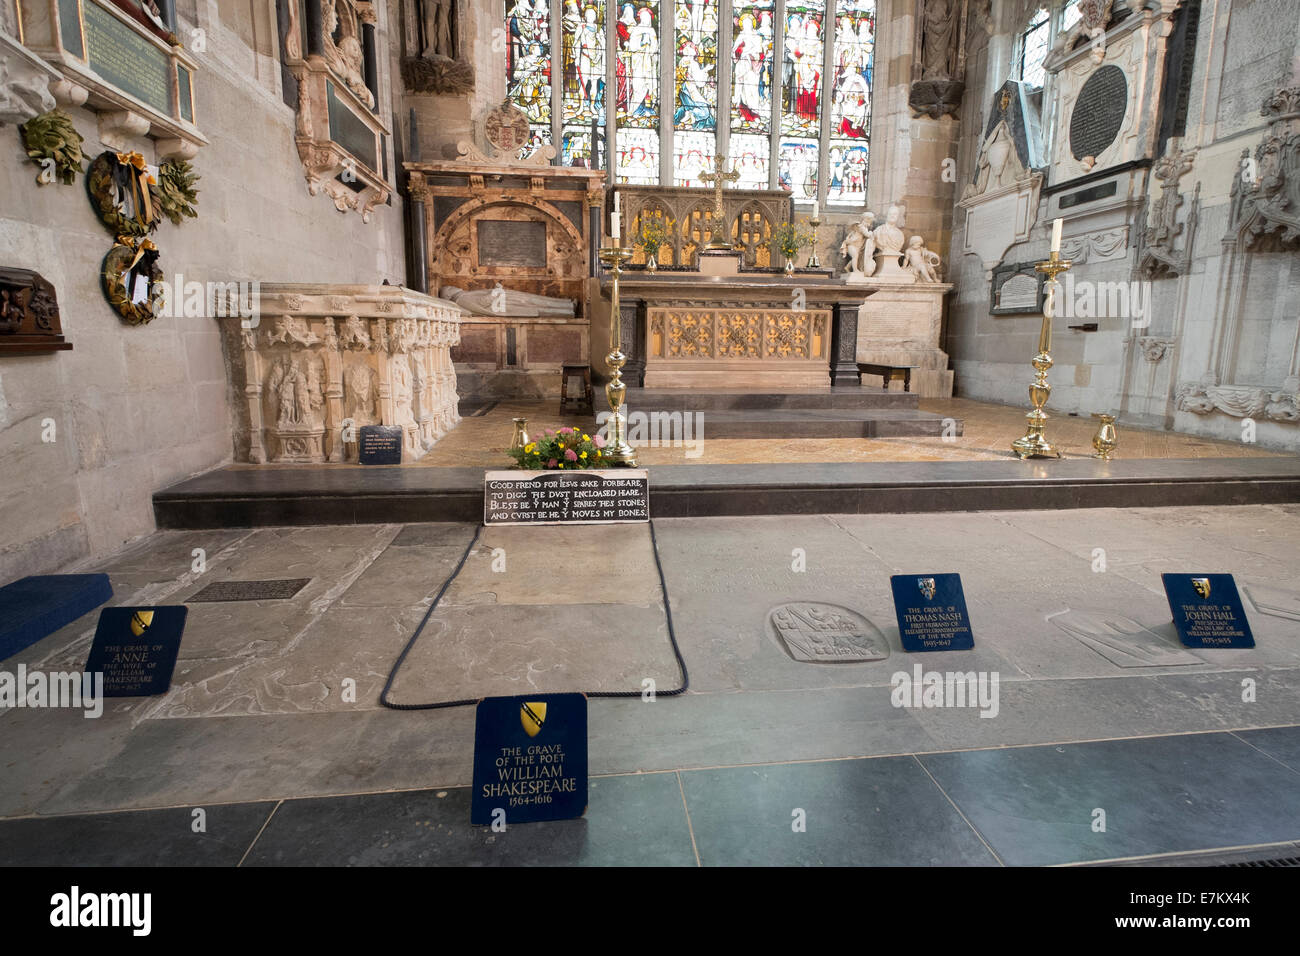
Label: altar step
xmin=624 ymin=387 xmax=919 ymax=411
xmin=622 ymin=388 xmax=959 ymax=439
xmin=153 ymin=458 xmax=1300 ymax=528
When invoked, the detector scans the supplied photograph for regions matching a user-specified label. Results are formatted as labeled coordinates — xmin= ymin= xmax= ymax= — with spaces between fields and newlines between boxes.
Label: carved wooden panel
xmin=0 ymin=267 xmax=71 ymax=354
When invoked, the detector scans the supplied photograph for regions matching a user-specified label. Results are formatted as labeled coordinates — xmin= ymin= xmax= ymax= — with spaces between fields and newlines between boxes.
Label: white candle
xmin=613 ymin=191 xmax=620 ymax=213
xmin=611 ymin=212 xmax=621 ymax=241
xmin=1051 ymin=217 xmax=1063 ymax=254
xmin=810 ymin=201 xmax=818 ymax=219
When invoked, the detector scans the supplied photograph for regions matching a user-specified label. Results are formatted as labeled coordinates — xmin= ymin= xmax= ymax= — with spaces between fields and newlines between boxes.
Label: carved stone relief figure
xmin=402 ymin=0 xmax=474 ymax=93
xmin=345 ymin=363 xmax=379 ymax=421
xmin=322 ymin=0 xmax=375 ymax=108
xmin=910 ymin=0 xmax=966 ymax=118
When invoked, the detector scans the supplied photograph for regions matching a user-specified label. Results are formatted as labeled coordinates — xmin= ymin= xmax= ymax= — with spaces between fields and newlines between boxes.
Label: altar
xmin=603 ymin=270 xmax=871 ymax=390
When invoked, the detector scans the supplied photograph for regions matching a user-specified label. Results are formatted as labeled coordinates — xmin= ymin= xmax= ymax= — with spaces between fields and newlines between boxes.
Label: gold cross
xmin=698 ymin=153 xmax=739 ymax=242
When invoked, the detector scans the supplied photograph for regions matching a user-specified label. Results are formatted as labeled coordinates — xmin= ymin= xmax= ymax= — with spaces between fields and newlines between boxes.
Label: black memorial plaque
xmin=890 ymin=574 xmax=975 ymax=652
xmin=477 ymin=220 xmax=548 ymax=268
xmin=1069 ymin=66 xmax=1128 ymax=162
xmin=358 ymin=424 xmax=403 ymax=465
xmin=484 ymin=470 xmax=649 ymax=525
xmin=1162 ymin=573 xmax=1255 ymax=649
xmin=768 ymin=602 xmax=889 ymax=663
xmin=84 ymin=606 xmax=187 ymax=697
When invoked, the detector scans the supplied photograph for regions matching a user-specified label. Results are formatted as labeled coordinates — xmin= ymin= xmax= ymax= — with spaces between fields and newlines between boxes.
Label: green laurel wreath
xmin=19 ymin=109 xmax=85 ymax=185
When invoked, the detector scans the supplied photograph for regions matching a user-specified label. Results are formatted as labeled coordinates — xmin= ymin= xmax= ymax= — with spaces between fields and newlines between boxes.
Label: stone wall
xmin=945 ymin=0 xmax=1300 ymax=453
xmin=0 ymin=0 xmax=406 ymax=583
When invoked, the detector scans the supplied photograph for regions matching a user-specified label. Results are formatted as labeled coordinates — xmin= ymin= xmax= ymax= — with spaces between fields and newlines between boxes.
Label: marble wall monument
xmin=221 ymin=284 xmax=464 ymax=464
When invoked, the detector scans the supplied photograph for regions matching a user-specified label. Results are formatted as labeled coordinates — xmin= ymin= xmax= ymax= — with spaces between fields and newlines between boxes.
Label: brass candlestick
xmin=598 ymin=244 xmax=637 ymax=467
xmin=1011 ymin=251 xmax=1072 ymax=460
xmin=806 ymin=216 xmax=822 ymax=269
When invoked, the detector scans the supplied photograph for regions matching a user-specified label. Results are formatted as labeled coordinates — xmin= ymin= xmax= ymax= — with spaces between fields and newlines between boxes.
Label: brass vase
xmin=645 ymin=252 xmax=658 ymax=274
xmin=784 ymin=255 xmax=796 ymax=275
xmin=1092 ymin=414 xmax=1118 ymax=460
xmin=509 ymin=417 xmax=530 ymax=453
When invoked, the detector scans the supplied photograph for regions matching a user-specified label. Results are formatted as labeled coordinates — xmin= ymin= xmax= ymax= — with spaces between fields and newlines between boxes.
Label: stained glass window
xmin=674 ymin=130 xmax=717 ymax=187
xmin=827 ymin=0 xmax=874 ymax=205
xmin=561 ymin=1 xmax=605 ymax=126
xmin=503 ymin=0 xmax=876 ymax=207
xmin=616 ymin=1 xmax=662 ymax=182
xmin=729 ymin=132 xmax=769 ymax=189
xmin=505 ymin=0 xmax=553 ymax=148
xmin=673 ymin=1 xmax=718 ymax=132
xmin=730 ymin=1 xmax=774 ymax=134
xmin=778 ymin=139 xmax=818 ymax=200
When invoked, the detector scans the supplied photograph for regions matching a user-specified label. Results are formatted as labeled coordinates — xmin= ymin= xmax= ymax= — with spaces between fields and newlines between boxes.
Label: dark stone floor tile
xmin=1234 ymin=725 xmax=1300 ymax=774
xmin=243 ymin=773 xmax=694 ymax=866
xmin=920 ymin=731 xmax=1300 ymax=866
xmin=679 ymin=756 xmax=997 ymax=866
xmin=0 ymin=802 xmax=276 ymax=866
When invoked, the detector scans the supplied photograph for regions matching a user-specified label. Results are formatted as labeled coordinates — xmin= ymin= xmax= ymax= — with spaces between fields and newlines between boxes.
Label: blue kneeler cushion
xmin=0 ymin=574 xmax=114 ymax=662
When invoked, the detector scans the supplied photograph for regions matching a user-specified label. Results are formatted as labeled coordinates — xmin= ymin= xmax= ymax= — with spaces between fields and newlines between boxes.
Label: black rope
xmin=379 ymin=519 xmax=689 ymax=710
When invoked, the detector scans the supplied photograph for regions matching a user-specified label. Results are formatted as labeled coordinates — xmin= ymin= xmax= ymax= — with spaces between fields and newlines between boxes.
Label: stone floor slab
xmin=243 ymin=774 xmax=695 ymax=866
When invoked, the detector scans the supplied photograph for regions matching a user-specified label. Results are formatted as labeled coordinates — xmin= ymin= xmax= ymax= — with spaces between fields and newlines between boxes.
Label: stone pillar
xmin=408 ymin=179 xmax=429 ymax=292
xmin=830 ymin=301 xmax=864 ymax=387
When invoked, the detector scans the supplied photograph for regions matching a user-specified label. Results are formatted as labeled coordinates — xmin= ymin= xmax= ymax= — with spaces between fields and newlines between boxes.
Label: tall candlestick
xmin=1051 ymin=217 xmax=1062 ymax=253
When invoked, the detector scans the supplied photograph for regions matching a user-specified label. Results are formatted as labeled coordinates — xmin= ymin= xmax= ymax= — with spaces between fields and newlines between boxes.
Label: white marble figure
xmin=839 ymin=211 xmax=877 ymax=280
xmin=871 ymin=204 xmax=909 ymax=279
xmin=903 ymin=236 xmax=943 ymax=282
xmin=440 ymin=284 xmax=575 ymax=317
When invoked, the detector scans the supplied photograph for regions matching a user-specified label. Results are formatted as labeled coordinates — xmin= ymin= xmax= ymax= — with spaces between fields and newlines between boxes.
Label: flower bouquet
xmin=507 ymin=426 xmax=607 ymax=469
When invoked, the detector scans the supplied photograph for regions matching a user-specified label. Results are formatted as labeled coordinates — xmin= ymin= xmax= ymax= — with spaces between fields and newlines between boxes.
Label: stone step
xmin=624 ymin=387 xmax=919 ymax=411
xmin=662 ymin=408 xmax=961 ymax=439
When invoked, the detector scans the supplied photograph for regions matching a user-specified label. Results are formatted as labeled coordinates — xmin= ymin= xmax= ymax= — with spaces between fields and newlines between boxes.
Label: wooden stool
xmin=857 ymin=362 xmax=918 ymax=393
xmin=560 ymin=364 xmax=594 ymax=415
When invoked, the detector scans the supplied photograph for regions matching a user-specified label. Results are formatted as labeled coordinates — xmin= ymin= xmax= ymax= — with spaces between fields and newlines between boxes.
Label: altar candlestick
xmin=1051 ymin=218 xmax=1062 ymax=254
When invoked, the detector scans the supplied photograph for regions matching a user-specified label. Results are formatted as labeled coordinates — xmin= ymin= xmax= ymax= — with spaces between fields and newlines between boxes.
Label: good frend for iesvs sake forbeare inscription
xmin=471 ymin=693 xmax=588 ymax=825
xmin=1162 ymin=573 xmax=1255 ymax=649
xmin=484 ymin=470 xmax=649 ymax=525
xmin=890 ymin=574 xmax=975 ymax=652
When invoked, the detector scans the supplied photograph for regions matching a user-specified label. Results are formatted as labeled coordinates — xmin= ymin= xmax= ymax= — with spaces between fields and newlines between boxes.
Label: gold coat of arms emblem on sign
xmin=520 ymin=701 xmax=547 ymax=737
xmin=1192 ymin=578 xmax=1212 ymax=599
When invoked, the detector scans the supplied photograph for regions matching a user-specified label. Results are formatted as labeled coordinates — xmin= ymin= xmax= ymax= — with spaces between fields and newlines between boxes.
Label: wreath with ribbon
xmin=101 ymin=237 xmax=165 ymax=326
xmin=87 ymin=151 xmax=164 ymax=238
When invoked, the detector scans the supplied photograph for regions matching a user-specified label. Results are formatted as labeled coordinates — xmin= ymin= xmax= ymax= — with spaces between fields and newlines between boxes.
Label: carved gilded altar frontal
xmin=648 ymin=307 xmax=830 ymax=363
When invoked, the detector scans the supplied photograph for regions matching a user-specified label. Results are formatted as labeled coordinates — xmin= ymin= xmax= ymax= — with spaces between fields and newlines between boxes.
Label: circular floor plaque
xmin=767 ymin=602 xmax=890 ymax=663
xmin=1069 ymin=66 xmax=1128 ymax=162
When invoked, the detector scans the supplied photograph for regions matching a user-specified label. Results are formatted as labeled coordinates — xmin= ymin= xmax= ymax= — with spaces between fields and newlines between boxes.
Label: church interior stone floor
xmin=2 ymin=505 xmax=1299 ymax=865
xmin=395 ymin=397 xmax=1288 ymax=468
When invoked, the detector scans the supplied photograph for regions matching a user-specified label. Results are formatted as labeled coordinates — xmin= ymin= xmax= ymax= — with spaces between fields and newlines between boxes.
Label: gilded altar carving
xmin=652 ymin=308 xmax=829 ymax=364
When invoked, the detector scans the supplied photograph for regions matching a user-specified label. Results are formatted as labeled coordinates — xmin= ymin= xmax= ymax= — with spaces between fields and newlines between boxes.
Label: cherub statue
xmin=839 ymin=211 xmax=877 ymax=278
xmin=903 ymin=236 xmax=942 ymax=282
